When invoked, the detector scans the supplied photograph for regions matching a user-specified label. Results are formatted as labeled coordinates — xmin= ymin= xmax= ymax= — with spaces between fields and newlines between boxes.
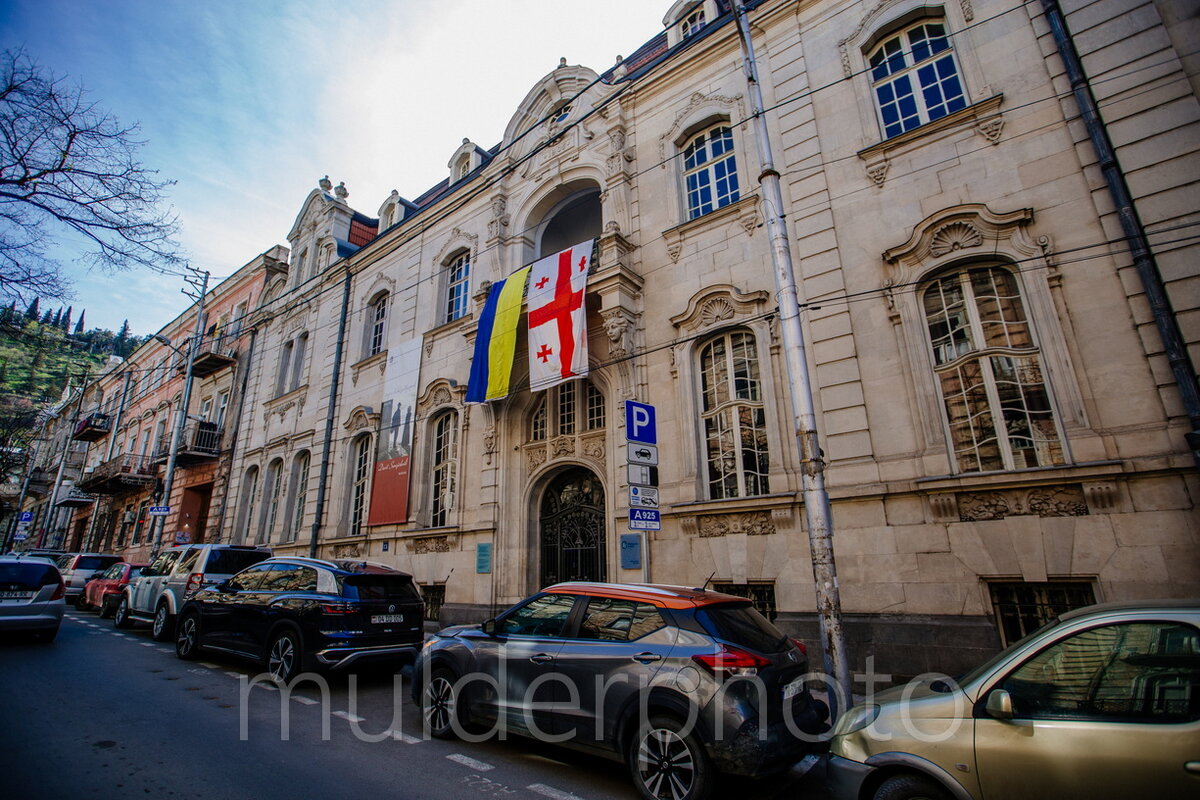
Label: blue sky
xmin=0 ymin=0 xmax=668 ymax=334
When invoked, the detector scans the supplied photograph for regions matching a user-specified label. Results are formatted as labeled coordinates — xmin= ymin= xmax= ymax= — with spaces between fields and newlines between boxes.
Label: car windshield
xmin=0 ymin=562 xmax=59 ymax=589
xmin=76 ymin=555 xmax=120 ymax=571
xmin=694 ymin=601 xmax=789 ymax=653
xmin=204 ymin=549 xmax=270 ymax=575
xmin=956 ymin=615 xmax=1065 ymax=688
xmin=339 ymin=574 xmax=421 ymax=601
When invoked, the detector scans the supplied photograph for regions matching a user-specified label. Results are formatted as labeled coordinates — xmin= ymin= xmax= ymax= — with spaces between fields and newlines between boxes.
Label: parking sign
xmin=625 ymin=400 xmax=657 ymax=445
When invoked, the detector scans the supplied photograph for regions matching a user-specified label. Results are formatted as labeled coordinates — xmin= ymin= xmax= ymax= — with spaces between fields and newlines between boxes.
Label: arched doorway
xmin=539 ymin=467 xmax=606 ymax=586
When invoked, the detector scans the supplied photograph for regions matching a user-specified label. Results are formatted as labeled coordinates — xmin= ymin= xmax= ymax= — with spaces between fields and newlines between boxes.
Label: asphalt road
xmin=0 ymin=610 xmax=833 ymax=799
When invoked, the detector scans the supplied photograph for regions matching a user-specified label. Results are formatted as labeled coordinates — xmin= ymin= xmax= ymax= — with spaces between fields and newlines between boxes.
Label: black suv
xmin=175 ymin=556 xmax=425 ymax=681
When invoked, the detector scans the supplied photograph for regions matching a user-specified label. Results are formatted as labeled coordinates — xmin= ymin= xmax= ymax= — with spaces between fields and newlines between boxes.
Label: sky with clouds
xmin=0 ymin=0 xmax=669 ymax=334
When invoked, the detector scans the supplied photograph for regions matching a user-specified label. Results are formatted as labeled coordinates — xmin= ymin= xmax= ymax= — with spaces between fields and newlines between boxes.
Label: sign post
xmin=624 ymin=401 xmax=661 ymax=581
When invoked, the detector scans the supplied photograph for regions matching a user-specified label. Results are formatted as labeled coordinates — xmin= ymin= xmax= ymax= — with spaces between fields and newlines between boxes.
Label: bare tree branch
xmin=0 ymin=48 xmax=183 ymax=304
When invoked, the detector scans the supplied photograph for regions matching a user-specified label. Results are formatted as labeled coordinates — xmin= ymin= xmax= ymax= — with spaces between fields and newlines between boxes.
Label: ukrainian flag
xmin=466 ymin=266 xmax=530 ymax=403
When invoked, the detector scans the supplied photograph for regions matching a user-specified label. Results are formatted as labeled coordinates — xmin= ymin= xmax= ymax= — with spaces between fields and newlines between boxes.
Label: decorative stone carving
xmin=961 ymin=0 xmax=975 ymax=22
xmin=483 ymin=426 xmax=496 ymax=466
xmin=333 ymin=543 xmax=361 ymax=558
xmin=700 ymin=298 xmax=736 ymax=327
xmin=581 ymin=435 xmax=606 ymax=466
xmin=929 ymin=221 xmax=984 ymax=257
xmin=1082 ymin=481 xmax=1119 ymax=512
xmin=602 ymin=309 xmax=633 ymax=359
xmin=659 ymin=92 xmax=744 ymax=166
xmin=550 ymin=435 xmax=576 ymax=459
xmin=334 ymin=182 xmax=348 ymax=201
xmin=928 ymin=493 xmax=960 ymax=522
xmin=671 ymin=285 xmax=770 ymax=333
xmin=526 ymin=446 xmax=547 ymax=474
xmin=697 ymin=512 xmax=775 ymax=538
xmin=976 ymin=116 xmax=1003 ymax=144
xmin=342 ymin=405 xmax=378 ymax=433
xmin=866 ymin=161 xmax=890 ymax=187
xmin=667 ymin=240 xmax=683 ymax=263
xmin=958 ymin=486 xmax=1088 ymax=521
xmin=487 ymin=195 xmax=510 ymax=241
xmin=409 ymin=535 xmax=452 ymax=554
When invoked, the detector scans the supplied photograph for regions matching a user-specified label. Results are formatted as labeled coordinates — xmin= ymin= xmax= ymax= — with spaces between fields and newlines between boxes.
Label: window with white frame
xmin=348 ymin=433 xmax=373 ymax=537
xmin=444 ymin=251 xmax=471 ymax=324
xmin=682 ymin=124 xmax=739 ymax=220
xmin=430 ymin=410 xmax=458 ymax=527
xmin=868 ymin=19 xmax=966 ymax=139
xmin=681 ymin=8 xmax=706 ymax=38
xmin=699 ymin=330 xmax=770 ymax=499
xmin=366 ymin=292 xmax=388 ymax=358
xmin=923 ymin=265 xmax=1065 ymax=473
xmin=528 ymin=380 xmax=605 ymax=442
xmin=236 ymin=466 xmax=259 ymax=544
xmin=260 ymin=458 xmax=283 ymax=544
xmin=285 ymin=451 xmax=310 ymax=543
xmin=215 ymin=391 xmax=229 ymax=427
xmin=276 ymin=331 xmax=309 ymax=395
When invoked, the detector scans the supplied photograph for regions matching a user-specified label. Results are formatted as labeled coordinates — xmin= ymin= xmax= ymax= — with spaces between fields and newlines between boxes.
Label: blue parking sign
xmin=625 ymin=401 xmax=657 ymax=445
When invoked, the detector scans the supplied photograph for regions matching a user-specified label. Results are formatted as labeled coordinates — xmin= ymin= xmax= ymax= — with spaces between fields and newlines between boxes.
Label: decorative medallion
xmin=930 ymin=221 xmax=984 ymax=257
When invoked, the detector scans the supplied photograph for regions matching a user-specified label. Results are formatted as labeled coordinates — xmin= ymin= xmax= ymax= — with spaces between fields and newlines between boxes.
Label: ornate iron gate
xmin=540 ymin=467 xmax=606 ymax=586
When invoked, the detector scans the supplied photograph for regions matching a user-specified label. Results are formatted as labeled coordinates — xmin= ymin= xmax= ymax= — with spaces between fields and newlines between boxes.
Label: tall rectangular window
xmin=869 ymin=20 xmax=966 ymax=139
xmin=444 ymin=252 xmax=471 ymax=323
xmin=349 ymin=435 xmax=372 ymax=537
xmin=700 ymin=330 xmax=769 ymax=499
xmin=430 ymin=411 xmax=458 ymax=527
xmin=683 ymin=124 xmax=739 ymax=219
xmin=367 ymin=293 xmax=388 ymax=357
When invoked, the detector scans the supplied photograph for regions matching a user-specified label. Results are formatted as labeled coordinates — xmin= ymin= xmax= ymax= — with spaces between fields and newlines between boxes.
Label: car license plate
xmin=0 ymin=591 xmax=33 ymax=600
xmin=372 ymin=614 xmax=404 ymax=624
xmin=783 ymin=677 xmax=805 ymax=700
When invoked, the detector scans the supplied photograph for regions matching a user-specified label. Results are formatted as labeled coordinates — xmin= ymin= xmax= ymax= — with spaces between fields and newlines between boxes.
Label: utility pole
xmin=732 ymin=0 xmax=853 ymax=717
xmin=150 ymin=268 xmax=210 ymax=557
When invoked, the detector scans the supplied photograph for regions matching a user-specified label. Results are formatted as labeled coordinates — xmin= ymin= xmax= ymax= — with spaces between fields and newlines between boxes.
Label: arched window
xmin=699 ymin=330 xmax=769 ymax=499
xmin=260 ymin=458 xmax=284 ymax=544
xmin=923 ymin=265 xmax=1064 ymax=472
xmin=367 ymin=292 xmax=388 ymax=357
xmin=868 ymin=18 xmax=966 ymax=139
xmin=236 ymin=466 xmax=260 ymax=544
xmin=682 ymin=123 xmax=739 ymax=220
xmin=444 ymin=251 xmax=471 ymax=324
xmin=284 ymin=450 xmax=310 ymax=543
xmin=348 ymin=434 xmax=373 ymax=537
xmin=430 ymin=411 xmax=458 ymax=527
xmin=527 ymin=379 xmax=605 ymax=442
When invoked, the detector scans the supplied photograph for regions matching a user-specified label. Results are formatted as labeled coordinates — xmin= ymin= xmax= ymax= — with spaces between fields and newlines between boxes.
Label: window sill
xmin=350 ymin=350 xmax=387 ymax=386
xmin=857 ymin=94 xmax=1004 ymax=186
xmin=667 ymin=492 xmax=799 ymax=537
xmin=662 ymin=195 xmax=760 ymax=263
xmin=264 ymin=384 xmax=308 ymax=408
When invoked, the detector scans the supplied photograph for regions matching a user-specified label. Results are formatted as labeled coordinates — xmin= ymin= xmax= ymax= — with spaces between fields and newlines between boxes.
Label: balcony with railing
xmin=153 ymin=421 xmax=223 ymax=466
xmin=72 ymin=412 xmax=112 ymax=441
xmin=76 ymin=454 xmax=159 ymax=494
xmin=186 ymin=333 xmax=239 ymax=378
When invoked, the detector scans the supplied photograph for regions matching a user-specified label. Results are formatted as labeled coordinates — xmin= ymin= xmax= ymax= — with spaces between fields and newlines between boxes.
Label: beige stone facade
xmin=27 ymin=0 xmax=1191 ymax=683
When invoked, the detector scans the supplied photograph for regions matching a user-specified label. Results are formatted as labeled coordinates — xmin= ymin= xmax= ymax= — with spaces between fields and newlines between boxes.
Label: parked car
xmin=175 ymin=556 xmax=424 ymax=681
xmin=0 ymin=554 xmax=66 ymax=642
xmin=114 ymin=543 xmax=272 ymax=640
xmin=415 ymin=582 xmax=829 ymax=800
xmin=77 ymin=562 xmax=147 ymax=617
xmin=56 ymin=553 xmax=122 ymax=602
xmin=827 ymin=600 xmax=1200 ymax=800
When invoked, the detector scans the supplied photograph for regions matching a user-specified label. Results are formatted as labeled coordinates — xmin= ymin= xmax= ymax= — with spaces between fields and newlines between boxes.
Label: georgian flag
xmin=527 ymin=240 xmax=594 ymax=392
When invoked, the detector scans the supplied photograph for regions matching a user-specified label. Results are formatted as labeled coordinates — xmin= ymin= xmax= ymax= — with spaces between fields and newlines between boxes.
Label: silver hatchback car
xmin=0 ymin=555 xmax=66 ymax=642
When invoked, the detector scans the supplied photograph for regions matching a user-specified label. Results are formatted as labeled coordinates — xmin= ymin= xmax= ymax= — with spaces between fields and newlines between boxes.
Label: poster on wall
xmin=367 ymin=339 xmax=421 ymax=525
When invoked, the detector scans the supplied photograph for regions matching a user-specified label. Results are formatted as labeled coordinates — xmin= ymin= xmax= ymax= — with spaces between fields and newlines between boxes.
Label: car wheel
xmin=176 ymin=612 xmax=201 ymax=660
xmin=113 ymin=596 xmax=134 ymax=629
xmin=422 ymin=668 xmax=465 ymax=739
xmin=628 ymin=714 xmax=714 ymax=800
xmin=99 ymin=597 xmax=116 ymax=619
xmin=873 ymin=773 xmax=953 ymax=800
xmin=74 ymin=593 xmax=89 ymax=611
xmin=151 ymin=602 xmax=175 ymax=641
xmin=267 ymin=629 xmax=302 ymax=683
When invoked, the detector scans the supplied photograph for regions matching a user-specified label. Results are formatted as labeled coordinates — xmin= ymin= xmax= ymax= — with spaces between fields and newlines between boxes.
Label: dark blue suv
xmin=175 ymin=556 xmax=424 ymax=681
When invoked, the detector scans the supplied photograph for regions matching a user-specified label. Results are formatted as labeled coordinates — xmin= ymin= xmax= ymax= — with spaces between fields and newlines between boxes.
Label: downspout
xmin=211 ymin=328 xmax=256 ymax=544
xmin=309 ymin=265 xmax=354 ymax=557
xmin=1040 ymin=0 xmax=1200 ymax=468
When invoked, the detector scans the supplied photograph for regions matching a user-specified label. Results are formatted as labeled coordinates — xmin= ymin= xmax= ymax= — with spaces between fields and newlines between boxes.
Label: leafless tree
xmin=0 ymin=48 xmax=183 ymax=303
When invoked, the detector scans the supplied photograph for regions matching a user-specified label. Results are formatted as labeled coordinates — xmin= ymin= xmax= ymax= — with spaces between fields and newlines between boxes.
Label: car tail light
xmin=321 ymin=602 xmax=357 ymax=615
xmin=185 ymin=573 xmax=204 ymax=594
xmin=49 ymin=577 xmax=65 ymax=601
xmin=692 ymin=644 xmax=771 ymax=677
xmin=790 ymin=638 xmax=808 ymax=657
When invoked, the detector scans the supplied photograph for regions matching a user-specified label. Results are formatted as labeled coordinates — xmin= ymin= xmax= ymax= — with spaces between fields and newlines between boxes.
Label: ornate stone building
xmin=203 ymin=0 xmax=1198 ymax=682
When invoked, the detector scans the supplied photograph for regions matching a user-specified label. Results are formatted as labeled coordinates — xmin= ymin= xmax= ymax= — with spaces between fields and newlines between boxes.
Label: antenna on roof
xmin=701 ymin=571 xmax=716 ymax=591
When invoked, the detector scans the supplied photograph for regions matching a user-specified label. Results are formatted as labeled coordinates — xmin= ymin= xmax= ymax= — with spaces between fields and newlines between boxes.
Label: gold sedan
xmin=826 ymin=600 xmax=1200 ymax=800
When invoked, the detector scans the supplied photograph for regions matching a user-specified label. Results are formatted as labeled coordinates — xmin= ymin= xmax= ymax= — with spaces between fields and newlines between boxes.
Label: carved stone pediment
xmin=670 ymin=284 xmax=771 ymax=333
xmin=342 ymin=405 xmax=379 ymax=433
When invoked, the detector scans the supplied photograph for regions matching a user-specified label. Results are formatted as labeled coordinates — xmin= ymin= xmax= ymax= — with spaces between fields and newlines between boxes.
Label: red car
xmin=77 ymin=562 xmax=147 ymax=617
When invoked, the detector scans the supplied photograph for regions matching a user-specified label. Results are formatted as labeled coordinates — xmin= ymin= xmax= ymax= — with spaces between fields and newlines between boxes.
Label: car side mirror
xmin=986 ymin=689 xmax=1014 ymax=720
xmin=218 ymin=579 xmax=239 ymax=593
xmin=90 ymin=571 xmax=105 ymax=580
xmin=481 ymin=618 xmax=497 ymax=636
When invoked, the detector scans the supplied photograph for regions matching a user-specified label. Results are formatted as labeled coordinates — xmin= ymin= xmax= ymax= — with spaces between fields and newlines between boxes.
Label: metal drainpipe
xmin=309 ymin=266 xmax=354 ymax=558
xmin=1040 ymin=0 xmax=1200 ymax=468
xmin=212 ymin=328 xmax=256 ymax=544
xmin=733 ymin=0 xmax=853 ymax=718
